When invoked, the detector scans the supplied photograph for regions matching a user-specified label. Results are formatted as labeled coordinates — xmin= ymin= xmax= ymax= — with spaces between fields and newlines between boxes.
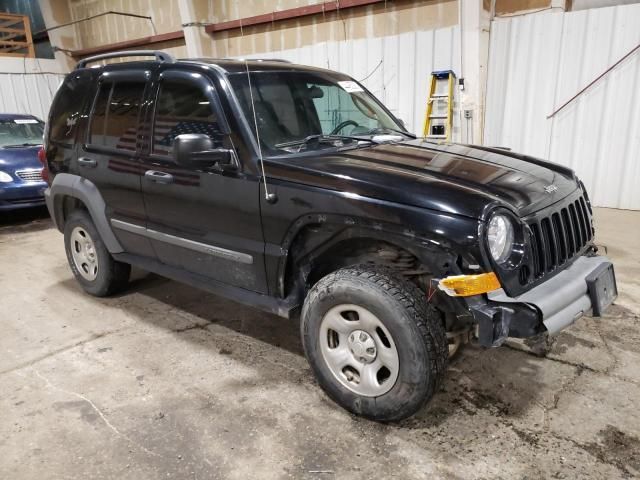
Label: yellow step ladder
xmin=422 ymin=70 xmax=456 ymax=141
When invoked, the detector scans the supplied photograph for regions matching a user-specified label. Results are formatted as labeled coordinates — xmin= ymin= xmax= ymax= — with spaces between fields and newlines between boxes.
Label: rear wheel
xmin=301 ymin=265 xmax=447 ymax=422
xmin=64 ymin=209 xmax=130 ymax=297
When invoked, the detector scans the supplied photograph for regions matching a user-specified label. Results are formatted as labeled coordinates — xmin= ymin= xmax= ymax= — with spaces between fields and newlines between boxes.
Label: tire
xmin=301 ymin=264 xmax=448 ymax=422
xmin=64 ymin=209 xmax=130 ymax=297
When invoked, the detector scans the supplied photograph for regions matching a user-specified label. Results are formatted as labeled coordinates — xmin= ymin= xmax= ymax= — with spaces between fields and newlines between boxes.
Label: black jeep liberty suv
xmin=42 ymin=50 xmax=617 ymax=421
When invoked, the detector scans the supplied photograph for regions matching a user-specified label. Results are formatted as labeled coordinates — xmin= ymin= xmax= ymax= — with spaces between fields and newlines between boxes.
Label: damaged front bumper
xmin=469 ymin=255 xmax=617 ymax=347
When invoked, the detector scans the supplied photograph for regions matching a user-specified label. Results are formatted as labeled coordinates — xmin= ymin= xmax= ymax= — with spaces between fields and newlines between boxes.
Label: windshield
xmin=0 ymin=119 xmax=44 ymax=147
xmin=228 ymin=70 xmax=408 ymax=156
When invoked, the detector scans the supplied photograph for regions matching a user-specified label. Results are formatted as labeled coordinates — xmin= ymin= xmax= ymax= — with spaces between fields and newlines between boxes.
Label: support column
xmin=37 ymin=0 xmax=75 ymax=71
xmin=458 ymin=0 xmax=492 ymax=144
xmin=178 ymin=0 xmax=214 ymax=58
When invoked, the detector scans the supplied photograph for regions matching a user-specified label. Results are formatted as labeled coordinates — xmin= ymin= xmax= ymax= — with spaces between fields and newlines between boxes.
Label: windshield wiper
xmin=275 ymin=134 xmax=378 ymax=150
xmin=368 ymin=127 xmax=416 ymax=138
xmin=3 ymin=142 xmax=42 ymax=148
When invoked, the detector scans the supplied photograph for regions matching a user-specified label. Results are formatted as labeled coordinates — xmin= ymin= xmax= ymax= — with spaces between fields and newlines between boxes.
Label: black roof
xmin=76 ymin=50 xmax=348 ymax=78
xmin=180 ymin=58 xmax=341 ymax=75
xmin=74 ymin=50 xmax=346 ymax=77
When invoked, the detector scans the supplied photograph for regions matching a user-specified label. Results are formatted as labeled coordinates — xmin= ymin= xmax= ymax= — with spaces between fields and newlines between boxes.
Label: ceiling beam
xmin=67 ymin=30 xmax=184 ymax=58
xmin=205 ymin=0 xmax=388 ymax=34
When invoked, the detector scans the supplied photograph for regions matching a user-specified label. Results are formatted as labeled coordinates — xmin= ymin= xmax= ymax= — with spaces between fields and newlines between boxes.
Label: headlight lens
xmin=0 ymin=171 xmax=13 ymax=183
xmin=487 ymin=214 xmax=514 ymax=264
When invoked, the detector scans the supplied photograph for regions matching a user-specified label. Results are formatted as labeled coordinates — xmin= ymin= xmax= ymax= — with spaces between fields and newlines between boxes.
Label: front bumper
xmin=470 ymin=255 xmax=616 ymax=346
xmin=0 ymin=181 xmax=47 ymax=210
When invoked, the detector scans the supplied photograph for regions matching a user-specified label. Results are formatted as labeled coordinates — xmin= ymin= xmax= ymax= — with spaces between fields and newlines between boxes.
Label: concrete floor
xmin=1 ymin=206 xmax=639 ymax=479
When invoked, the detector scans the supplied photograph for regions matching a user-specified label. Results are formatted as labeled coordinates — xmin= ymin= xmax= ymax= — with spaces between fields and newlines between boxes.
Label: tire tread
xmin=302 ymin=263 xmax=448 ymax=421
xmin=64 ymin=209 xmax=130 ymax=297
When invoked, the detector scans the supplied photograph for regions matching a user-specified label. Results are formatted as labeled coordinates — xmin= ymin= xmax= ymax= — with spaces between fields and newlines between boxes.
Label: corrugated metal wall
xmin=241 ymin=26 xmax=461 ymax=136
xmin=484 ymin=3 xmax=640 ymax=210
xmin=0 ymin=73 xmax=64 ymax=121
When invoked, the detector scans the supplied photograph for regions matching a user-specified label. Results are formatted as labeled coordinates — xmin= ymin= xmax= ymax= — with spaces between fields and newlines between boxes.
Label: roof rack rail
xmin=76 ymin=50 xmax=176 ymax=69
xmin=258 ymin=58 xmax=292 ymax=63
xmin=228 ymin=57 xmax=292 ymax=63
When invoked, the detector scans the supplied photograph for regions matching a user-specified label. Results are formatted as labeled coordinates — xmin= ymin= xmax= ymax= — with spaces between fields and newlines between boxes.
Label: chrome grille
xmin=527 ymin=193 xmax=593 ymax=278
xmin=15 ymin=169 xmax=43 ymax=182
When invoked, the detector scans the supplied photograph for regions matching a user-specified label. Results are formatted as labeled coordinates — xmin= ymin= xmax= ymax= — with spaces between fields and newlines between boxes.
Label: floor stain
xmin=584 ymin=425 xmax=640 ymax=477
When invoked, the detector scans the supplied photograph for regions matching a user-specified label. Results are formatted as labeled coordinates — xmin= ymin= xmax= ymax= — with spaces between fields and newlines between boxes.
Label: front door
xmin=138 ymin=69 xmax=267 ymax=293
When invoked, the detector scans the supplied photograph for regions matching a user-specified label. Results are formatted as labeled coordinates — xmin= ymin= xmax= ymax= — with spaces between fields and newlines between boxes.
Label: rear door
xmin=138 ymin=68 xmax=267 ymax=293
xmin=79 ymin=69 xmax=153 ymax=257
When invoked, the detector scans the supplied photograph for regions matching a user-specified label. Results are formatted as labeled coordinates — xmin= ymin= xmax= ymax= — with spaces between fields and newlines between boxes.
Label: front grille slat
xmin=569 ymin=203 xmax=583 ymax=248
xmin=529 ymin=229 xmax=542 ymax=278
xmin=525 ymin=192 xmax=592 ymax=284
xmin=531 ymin=222 xmax=547 ymax=275
xmin=561 ymin=208 xmax=575 ymax=256
xmin=541 ymin=218 xmax=557 ymax=271
xmin=575 ymin=200 xmax=588 ymax=247
xmin=15 ymin=169 xmax=43 ymax=182
xmin=552 ymin=212 xmax=567 ymax=264
xmin=579 ymin=197 xmax=593 ymax=240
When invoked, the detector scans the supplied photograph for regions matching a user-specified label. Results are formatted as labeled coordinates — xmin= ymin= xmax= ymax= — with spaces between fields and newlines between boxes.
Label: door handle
xmin=78 ymin=157 xmax=97 ymax=168
xmin=144 ymin=170 xmax=174 ymax=184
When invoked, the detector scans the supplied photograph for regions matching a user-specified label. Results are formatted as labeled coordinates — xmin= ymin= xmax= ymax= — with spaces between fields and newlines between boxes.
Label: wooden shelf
xmin=0 ymin=13 xmax=34 ymax=58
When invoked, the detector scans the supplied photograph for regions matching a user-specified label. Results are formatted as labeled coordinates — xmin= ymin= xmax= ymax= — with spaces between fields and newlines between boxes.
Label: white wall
xmin=240 ymin=27 xmax=461 ymax=139
xmin=484 ymin=4 xmax=640 ymax=210
xmin=0 ymin=58 xmax=67 ymax=121
xmin=571 ymin=0 xmax=640 ymax=10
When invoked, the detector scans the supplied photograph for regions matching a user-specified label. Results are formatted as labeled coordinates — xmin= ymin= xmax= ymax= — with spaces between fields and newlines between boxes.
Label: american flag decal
xmin=153 ymin=118 xmax=222 ymax=155
xmin=115 ymin=127 xmax=138 ymax=151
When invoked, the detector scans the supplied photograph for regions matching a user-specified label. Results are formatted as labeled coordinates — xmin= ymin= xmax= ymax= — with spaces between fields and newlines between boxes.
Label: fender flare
xmin=276 ymin=213 xmax=465 ymax=298
xmin=45 ymin=173 xmax=123 ymax=253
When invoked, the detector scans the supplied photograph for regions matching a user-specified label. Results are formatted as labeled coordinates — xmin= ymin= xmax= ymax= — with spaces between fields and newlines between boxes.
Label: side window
xmin=89 ymin=83 xmax=110 ymax=146
xmin=89 ymin=80 xmax=145 ymax=152
xmin=152 ymin=80 xmax=224 ymax=156
xmin=48 ymin=73 xmax=91 ymax=145
xmin=252 ymin=82 xmax=300 ymax=136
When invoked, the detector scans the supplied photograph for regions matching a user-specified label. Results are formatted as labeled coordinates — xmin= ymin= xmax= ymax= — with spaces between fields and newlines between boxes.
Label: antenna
xmin=244 ymin=61 xmax=278 ymax=204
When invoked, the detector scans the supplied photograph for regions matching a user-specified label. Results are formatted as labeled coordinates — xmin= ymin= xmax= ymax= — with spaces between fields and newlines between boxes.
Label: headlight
xmin=0 ymin=171 xmax=13 ymax=183
xmin=487 ymin=214 xmax=514 ymax=264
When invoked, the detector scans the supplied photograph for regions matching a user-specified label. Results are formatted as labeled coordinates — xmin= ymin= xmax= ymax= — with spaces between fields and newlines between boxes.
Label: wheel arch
xmin=278 ymin=213 xmax=466 ymax=305
xmin=47 ymin=173 xmax=123 ymax=253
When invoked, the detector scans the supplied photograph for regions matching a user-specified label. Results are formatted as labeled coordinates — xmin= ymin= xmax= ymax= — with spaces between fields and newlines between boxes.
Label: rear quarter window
xmin=48 ymin=71 xmax=92 ymax=146
xmin=88 ymin=80 xmax=146 ymax=152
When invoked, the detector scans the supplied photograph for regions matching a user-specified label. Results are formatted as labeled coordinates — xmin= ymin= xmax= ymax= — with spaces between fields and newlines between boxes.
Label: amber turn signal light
xmin=438 ymin=272 xmax=501 ymax=297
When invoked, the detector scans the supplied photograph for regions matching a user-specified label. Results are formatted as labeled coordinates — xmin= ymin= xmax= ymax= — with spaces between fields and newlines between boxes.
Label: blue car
xmin=0 ymin=114 xmax=47 ymax=211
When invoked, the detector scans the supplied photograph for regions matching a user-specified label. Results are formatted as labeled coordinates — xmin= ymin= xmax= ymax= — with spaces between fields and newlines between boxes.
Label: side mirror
xmin=397 ymin=118 xmax=407 ymax=129
xmin=173 ymin=133 xmax=235 ymax=170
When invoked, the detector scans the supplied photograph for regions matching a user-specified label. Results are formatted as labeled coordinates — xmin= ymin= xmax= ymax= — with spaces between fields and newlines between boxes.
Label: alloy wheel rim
xmin=319 ymin=304 xmax=400 ymax=397
xmin=70 ymin=226 xmax=98 ymax=281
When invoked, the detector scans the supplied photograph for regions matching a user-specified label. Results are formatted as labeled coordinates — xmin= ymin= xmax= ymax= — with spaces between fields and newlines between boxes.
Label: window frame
xmin=84 ymin=70 xmax=150 ymax=157
xmin=149 ymin=69 xmax=229 ymax=162
xmin=226 ymin=70 xmax=407 ymax=158
xmin=48 ymin=71 xmax=92 ymax=148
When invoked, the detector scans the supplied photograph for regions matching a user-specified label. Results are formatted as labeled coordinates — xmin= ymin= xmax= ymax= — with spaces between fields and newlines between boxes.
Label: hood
xmin=268 ymin=140 xmax=578 ymax=219
xmin=0 ymin=145 xmax=41 ymax=172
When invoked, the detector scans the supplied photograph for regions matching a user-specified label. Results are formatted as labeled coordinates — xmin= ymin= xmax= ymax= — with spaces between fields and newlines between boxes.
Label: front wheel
xmin=301 ymin=265 xmax=448 ymax=422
